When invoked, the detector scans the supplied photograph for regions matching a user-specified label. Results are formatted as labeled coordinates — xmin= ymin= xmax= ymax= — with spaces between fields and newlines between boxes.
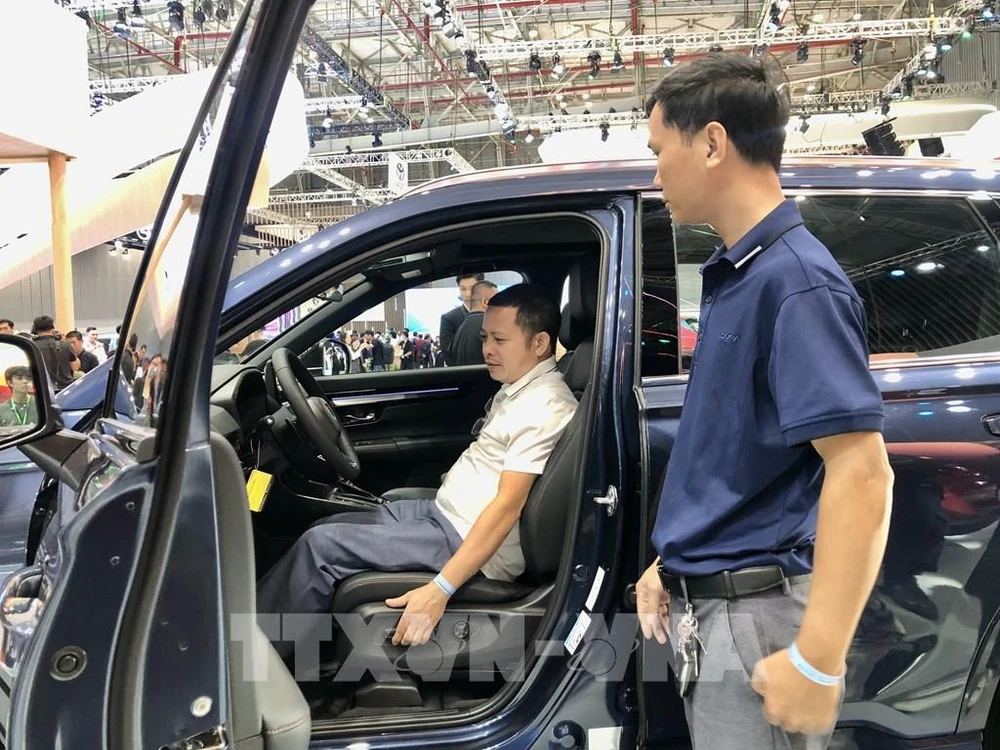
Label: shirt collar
xmin=499 ymin=356 xmax=558 ymax=400
xmin=701 ymin=199 xmax=804 ymax=274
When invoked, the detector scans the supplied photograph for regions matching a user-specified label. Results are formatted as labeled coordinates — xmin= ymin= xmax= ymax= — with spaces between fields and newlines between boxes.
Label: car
xmin=0 ymin=8 xmax=999 ymax=750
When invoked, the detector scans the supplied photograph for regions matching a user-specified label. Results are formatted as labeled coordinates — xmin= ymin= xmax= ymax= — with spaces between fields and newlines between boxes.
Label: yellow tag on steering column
xmin=246 ymin=469 xmax=273 ymax=513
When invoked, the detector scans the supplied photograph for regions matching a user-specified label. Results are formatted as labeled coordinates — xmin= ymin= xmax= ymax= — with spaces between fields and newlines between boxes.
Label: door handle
xmin=984 ymin=414 xmax=1000 ymax=437
xmin=344 ymin=412 xmax=377 ymax=424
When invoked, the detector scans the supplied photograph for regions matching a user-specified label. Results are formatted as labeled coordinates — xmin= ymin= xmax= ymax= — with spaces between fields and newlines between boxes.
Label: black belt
xmin=657 ymin=564 xmax=789 ymax=601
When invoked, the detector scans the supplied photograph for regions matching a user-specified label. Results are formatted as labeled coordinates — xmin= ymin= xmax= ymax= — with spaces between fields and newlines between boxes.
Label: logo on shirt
xmin=719 ymin=332 xmax=742 ymax=344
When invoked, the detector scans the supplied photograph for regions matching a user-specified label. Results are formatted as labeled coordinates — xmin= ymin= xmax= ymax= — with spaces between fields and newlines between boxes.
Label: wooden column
xmin=47 ymin=151 xmax=75 ymax=333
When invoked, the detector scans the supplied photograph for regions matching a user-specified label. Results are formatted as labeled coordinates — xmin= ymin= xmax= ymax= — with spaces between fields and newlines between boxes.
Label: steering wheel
xmin=271 ymin=348 xmax=361 ymax=481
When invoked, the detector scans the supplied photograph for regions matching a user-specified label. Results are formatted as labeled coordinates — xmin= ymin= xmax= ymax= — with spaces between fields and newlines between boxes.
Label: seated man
xmin=257 ymin=282 xmax=578 ymax=651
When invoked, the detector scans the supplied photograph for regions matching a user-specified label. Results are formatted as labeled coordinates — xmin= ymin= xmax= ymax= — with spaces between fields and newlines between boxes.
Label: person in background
xmin=0 ymin=366 xmax=37 ymax=429
xmin=0 ymin=319 xmax=15 ymax=335
xmin=399 ymin=329 xmax=416 ymax=370
xmin=439 ymin=273 xmax=484 ymax=365
xmin=84 ymin=327 xmax=108 ymax=364
xmin=65 ymin=331 xmax=100 ymax=375
xmin=451 ymin=280 xmax=498 ymax=366
xmin=120 ymin=333 xmax=139 ymax=384
xmin=31 ymin=316 xmax=78 ymax=391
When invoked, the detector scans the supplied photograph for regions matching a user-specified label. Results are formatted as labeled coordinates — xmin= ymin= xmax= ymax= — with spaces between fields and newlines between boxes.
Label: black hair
xmin=65 ymin=330 xmax=83 ymax=342
xmin=455 ymin=272 xmax=485 ymax=285
xmin=487 ymin=282 xmax=560 ymax=355
xmin=31 ymin=315 xmax=55 ymax=335
xmin=0 ymin=319 xmax=14 ymax=329
xmin=471 ymin=280 xmax=498 ymax=304
xmin=4 ymin=365 xmax=31 ymax=384
xmin=645 ymin=53 xmax=788 ymax=172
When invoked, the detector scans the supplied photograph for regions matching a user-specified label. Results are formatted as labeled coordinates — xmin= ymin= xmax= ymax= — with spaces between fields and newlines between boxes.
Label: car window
xmin=114 ymin=10 xmax=261 ymax=431
xmin=301 ymin=270 xmax=525 ymax=375
xmin=638 ymin=198 xmax=681 ymax=378
xmin=672 ymin=194 xmax=1000 ymax=373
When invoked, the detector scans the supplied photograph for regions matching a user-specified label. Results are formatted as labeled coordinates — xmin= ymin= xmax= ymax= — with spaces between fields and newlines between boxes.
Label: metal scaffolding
xmin=304 ymin=148 xmax=476 ymax=173
xmin=475 ymin=16 xmax=968 ymax=61
xmin=881 ymin=0 xmax=983 ymax=97
xmin=266 ymin=188 xmax=397 ymax=205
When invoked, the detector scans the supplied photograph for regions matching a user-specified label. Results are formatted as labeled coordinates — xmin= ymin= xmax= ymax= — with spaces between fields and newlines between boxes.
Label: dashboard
xmin=209 ymin=365 xmax=272 ymax=449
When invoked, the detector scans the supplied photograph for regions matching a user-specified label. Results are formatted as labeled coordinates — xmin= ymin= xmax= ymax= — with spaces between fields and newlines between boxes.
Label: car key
xmin=675 ymin=605 xmax=704 ymax=698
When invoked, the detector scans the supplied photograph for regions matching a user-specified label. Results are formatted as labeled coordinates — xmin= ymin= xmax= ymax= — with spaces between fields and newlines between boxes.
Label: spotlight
xmin=529 ymin=52 xmax=542 ymax=71
xmin=708 ymin=44 xmax=724 ymax=53
xmin=193 ymin=5 xmax=207 ymax=29
xmin=501 ymin=116 xmax=517 ymax=144
xmin=167 ymin=1 xmax=185 ymax=33
xmin=372 ymin=131 xmax=383 ymax=148
xmin=662 ymin=47 xmax=675 ymax=67
xmin=796 ymin=41 xmax=809 ymax=62
xmin=879 ymin=95 xmax=891 ymax=116
xmin=851 ymin=37 xmax=866 ymax=65
xmin=323 ymin=117 xmax=334 ymax=130
xmin=612 ymin=50 xmax=624 ymax=70
xmin=465 ymin=49 xmax=478 ymax=75
xmin=551 ymin=54 xmax=565 ymax=78
xmin=130 ymin=0 xmax=145 ymax=28
xmin=346 ymin=145 xmax=353 ymax=154
xmin=599 ymin=122 xmax=610 ymax=142
xmin=113 ymin=7 xmax=132 ymax=38
xmin=939 ymin=40 xmax=953 ymax=52
xmin=983 ymin=6 xmax=995 ymax=20
xmin=799 ymin=114 xmax=810 ymax=134
xmin=317 ymin=62 xmax=328 ymax=82
xmin=476 ymin=60 xmax=491 ymax=82
xmin=525 ymin=132 xmax=535 ymax=143
xmin=587 ymin=51 xmax=601 ymax=79
xmin=216 ymin=0 xmax=230 ymax=22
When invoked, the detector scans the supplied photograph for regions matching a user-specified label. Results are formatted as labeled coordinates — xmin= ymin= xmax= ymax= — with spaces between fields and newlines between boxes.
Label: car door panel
xmin=319 ymin=367 xmax=497 ymax=491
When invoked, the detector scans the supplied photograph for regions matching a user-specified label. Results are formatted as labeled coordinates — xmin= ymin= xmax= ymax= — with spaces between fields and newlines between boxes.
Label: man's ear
xmin=534 ymin=331 xmax=552 ymax=357
xmin=704 ymin=121 xmax=728 ymax=167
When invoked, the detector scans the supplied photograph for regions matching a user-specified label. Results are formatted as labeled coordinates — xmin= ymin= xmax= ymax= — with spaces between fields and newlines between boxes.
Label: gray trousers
xmin=668 ymin=576 xmax=837 ymax=750
xmin=256 ymin=496 xmax=463 ymax=619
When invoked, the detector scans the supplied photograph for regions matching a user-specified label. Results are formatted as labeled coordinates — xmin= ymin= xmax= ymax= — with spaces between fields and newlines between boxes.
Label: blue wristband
xmin=788 ymin=642 xmax=844 ymax=687
xmin=433 ymin=573 xmax=456 ymax=596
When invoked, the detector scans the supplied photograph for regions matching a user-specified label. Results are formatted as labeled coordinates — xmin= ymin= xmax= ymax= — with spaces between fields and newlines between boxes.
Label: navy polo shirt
xmin=652 ymin=200 xmax=884 ymax=577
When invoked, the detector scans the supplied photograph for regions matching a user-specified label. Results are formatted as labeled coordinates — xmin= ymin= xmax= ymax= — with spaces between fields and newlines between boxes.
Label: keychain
xmin=675 ymin=579 xmax=706 ymax=697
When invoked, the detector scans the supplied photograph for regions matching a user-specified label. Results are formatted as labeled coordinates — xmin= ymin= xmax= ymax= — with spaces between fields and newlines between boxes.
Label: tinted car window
xmin=639 ymin=199 xmax=680 ymax=378
xmin=673 ymin=194 xmax=1000 ymax=371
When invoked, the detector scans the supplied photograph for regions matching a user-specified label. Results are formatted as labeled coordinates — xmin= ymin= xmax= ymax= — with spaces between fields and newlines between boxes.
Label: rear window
xmin=673 ymin=194 xmax=1000 ymax=368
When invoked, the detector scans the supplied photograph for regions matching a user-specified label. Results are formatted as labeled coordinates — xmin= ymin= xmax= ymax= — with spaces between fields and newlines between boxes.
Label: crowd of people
xmin=0 ymin=315 xmax=167 ymax=424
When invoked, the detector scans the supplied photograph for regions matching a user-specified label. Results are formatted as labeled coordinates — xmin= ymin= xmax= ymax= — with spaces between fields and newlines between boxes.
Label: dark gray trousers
xmin=668 ymin=577 xmax=838 ymax=750
xmin=256 ymin=497 xmax=462 ymax=618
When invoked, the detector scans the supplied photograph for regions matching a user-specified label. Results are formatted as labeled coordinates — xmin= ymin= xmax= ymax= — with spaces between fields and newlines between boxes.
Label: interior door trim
xmin=330 ymin=386 xmax=461 ymax=407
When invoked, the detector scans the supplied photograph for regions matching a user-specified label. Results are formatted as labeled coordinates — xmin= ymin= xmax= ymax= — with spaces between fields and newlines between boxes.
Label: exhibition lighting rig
xmin=474 ymin=16 xmax=968 ymax=61
xmin=880 ymin=0 xmax=996 ymax=99
xmin=304 ymin=149 xmax=476 ymax=173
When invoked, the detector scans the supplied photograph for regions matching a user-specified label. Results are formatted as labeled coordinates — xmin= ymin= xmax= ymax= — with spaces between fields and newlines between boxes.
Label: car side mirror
xmin=0 ymin=334 xmax=60 ymax=450
xmin=321 ymin=339 xmax=352 ymax=376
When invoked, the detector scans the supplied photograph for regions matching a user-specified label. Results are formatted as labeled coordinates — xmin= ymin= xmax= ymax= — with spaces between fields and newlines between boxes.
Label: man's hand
xmin=636 ymin=561 xmax=670 ymax=644
xmin=751 ymin=649 xmax=842 ymax=736
xmin=385 ymin=584 xmax=449 ymax=646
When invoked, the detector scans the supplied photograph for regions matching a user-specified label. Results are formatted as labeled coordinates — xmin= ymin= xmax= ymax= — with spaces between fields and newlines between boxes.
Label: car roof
xmin=225 ymin=156 xmax=999 ymax=311
xmin=409 ymin=156 xmax=1000 ymax=198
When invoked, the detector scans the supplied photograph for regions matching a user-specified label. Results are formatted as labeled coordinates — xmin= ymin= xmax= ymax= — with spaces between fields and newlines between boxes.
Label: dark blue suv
xmin=0 ymin=2 xmax=999 ymax=748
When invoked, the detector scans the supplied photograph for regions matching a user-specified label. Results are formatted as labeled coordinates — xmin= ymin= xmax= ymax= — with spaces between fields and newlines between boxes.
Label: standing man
xmin=451 ymin=280 xmax=498 ymax=366
xmin=31 ymin=316 xmax=79 ymax=391
xmin=0 ymin=319 xmax=15 ymax=335
xmin=439 ymin=273 xmax=484 ymax=364
xmin=84 ymin=327 xmax=108 ymax=364
xmin=399 ymin=329 xmax=416 ymax=370
xmin=635 ymin=54 xmax=893 ymax=749
xmin=65 ymin=331 xmax=100 ymax=374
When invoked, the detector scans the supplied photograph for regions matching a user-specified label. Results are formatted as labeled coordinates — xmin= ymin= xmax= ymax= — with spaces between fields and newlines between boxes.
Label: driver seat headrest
xmin=558 ymin=257 xmax=600 ymax=351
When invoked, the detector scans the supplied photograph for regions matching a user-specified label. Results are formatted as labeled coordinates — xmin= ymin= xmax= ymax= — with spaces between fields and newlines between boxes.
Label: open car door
xmin=0 ymin=1 xmax=313 ymax=747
